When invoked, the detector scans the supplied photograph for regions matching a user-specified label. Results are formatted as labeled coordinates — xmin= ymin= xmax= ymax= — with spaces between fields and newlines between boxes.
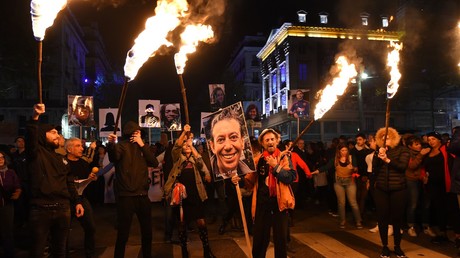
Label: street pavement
xmin=11 ymin=200 xmax=460 ymax=257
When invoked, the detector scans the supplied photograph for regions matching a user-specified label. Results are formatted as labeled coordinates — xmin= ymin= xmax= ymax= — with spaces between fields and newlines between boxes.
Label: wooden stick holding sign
xmin=235 ymin=183 xmax=253 ymax=258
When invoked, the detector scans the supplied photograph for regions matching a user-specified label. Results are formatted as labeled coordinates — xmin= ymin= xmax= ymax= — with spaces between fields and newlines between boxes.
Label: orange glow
xmin=386 ymin=41 xmax=403 ymax=99
xmin=175 ymin=24 xmax=214 ymax=74
xmin=30 ymin=0 xmax=67 ymax=41
xmin=124 ymin=0 xmax=188 ymax=81
xmin=314 ymin=56 xmax=358 ymax=120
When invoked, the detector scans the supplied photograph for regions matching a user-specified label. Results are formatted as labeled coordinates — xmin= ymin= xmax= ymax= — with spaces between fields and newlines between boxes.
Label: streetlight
xmin=357 ymin=72 xmax=368 ymax=131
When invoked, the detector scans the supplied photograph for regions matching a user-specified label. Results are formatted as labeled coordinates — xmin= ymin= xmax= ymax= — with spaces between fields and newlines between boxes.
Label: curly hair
xmin=209 ymin=103 xmax=245 ymax=141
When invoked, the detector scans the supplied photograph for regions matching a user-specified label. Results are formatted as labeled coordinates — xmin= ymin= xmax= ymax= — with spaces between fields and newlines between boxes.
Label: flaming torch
xmin=290 ymin=56 xmax=358 ymax=149
xmin=113 ymin=0 xmax=188 ymax=134
xmin=30 ymin=0 xmax=67 ymax=103
xmin=174 ymin=24 xmax=214 ymax=124
xmin=383 ymin=41 xmax=403 ymax=147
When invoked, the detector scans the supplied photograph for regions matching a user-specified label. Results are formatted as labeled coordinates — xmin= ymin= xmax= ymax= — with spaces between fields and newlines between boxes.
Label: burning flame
xmin=124 ymin=0 xmax=189 ymax=81
xmin=314 ymin=56 xmax=358 ymax=120
xmin=174 ymin=24 xmax=214 ymax=74
xmin=30 ymin=0 xmax=67 ymax=41
xmin=386 ymin=41 xmax=403 ymax=99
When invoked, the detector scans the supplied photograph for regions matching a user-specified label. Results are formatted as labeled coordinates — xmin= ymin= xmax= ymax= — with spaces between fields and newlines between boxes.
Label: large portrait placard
xmin=203 ymin=102 xmax=255 ymax=181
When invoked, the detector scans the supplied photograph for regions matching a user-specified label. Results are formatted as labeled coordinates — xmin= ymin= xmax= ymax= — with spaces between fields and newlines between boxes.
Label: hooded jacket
xmin=26 ymin=120 xmax=80 ymax=205
xmin=107 ymin=121 xmax=158 ymax=196
xmin=373 ymin=127 xmax=410 ymax=191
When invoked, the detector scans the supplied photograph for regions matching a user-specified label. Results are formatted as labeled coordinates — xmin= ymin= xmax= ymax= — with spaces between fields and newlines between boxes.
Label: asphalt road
xmin=10 ymin=199 xmax=459 ymax=258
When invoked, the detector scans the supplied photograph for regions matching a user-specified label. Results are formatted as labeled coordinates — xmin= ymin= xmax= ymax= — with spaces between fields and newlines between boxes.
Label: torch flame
xmin=30 ymin=0 xmax=67 ymax=41
xmin=174 ymin=24 xmax=214 ymax=74
xmin=386 ymin=41 xmax=403 ymax=99
xmin=314 ymin=56 xmax=358 ymax=120
xmin=124 ymin=0 xmax=189 ymax=81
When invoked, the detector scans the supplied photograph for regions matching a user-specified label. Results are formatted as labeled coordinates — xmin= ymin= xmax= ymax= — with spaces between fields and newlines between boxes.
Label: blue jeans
xmin=334 ymin=177 xmax=362 ymax=224
xmin=406 ymin=180 xmax=421 ymax=226
xmin=29 ymin=203 xmax=71 ymax=258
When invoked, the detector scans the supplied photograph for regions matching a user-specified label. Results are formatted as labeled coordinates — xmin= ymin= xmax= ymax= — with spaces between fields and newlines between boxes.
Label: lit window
xmin=299 ymin=63 xmax=307 ymax=81
xmin=360 ymin=12 xmax=370 ymax=26
xmin=382 ymin=16 xmax=389 ymax=27
xmin=297 ymin=10 xmax=307 ymax=23
xmin=319 ymin=12 xmax=329 ymax=24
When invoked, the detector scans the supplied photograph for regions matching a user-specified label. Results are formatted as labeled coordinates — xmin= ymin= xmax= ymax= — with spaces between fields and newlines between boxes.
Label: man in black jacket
xmin=65 ymin=137 xmax=98 ymax=258
xmin=27 ymin=104 xmax=84 ymax=258
xmin=107 ymin=121 xmax=158 ymax=258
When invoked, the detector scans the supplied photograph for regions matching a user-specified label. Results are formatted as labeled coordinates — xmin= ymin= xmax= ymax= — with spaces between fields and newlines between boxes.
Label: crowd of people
xmin=2 ymin=103 xmax=460 ymax=258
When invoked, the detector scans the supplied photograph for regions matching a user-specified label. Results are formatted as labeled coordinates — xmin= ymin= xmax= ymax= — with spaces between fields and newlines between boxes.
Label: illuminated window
xmin=381 ymin=16 xmax=389 ymax=27
xmin=360 ymin=12 xmax=370 ymax=26
xmin=271 ymin=73 xmax=277 ymax=95
xmin=280 ymin=64 xmax=286 ymax=89
xmin=319 ymin=12 xmax=329 ymax=24
xmin=299 ymin=63 xmax=307 ymax=81
xmin=297 ymin=10 xmax=307 ymax=23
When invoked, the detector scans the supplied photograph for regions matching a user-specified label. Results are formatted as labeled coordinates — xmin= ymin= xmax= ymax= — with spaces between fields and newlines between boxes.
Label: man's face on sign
xmin=76 ymin=106 xmax=90 ymax=122
xmin=215 ymin=89 xmax=224 ymax=103
xmin=165 ymin=105 xmax=178 ymax=121
xmin=210 ymin=118 xmax=244 ymax=173
xmin=296 ymin=90 xmax=304 ymax=100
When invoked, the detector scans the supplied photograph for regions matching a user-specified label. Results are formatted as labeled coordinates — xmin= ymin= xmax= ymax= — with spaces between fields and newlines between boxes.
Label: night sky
xmin=1 ymin=0 xmax=458 ymax=133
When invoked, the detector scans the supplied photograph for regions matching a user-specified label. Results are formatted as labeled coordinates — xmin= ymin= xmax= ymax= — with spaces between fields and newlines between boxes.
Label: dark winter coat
xmin=373 ymin=127 xmax=410 ymax=192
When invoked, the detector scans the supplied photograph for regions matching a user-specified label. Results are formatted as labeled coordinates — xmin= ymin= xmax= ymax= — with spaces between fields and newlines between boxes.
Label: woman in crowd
xmin=0 ymin=151 xmax=22 ymax=258
xmin=423 ymin=132 xmax=454 ymax=243
xmin=163 ymin=125 xmax=215 ymax=258
xmin=314 ymin=142 xmax=362 ymax=229
xmin=373 ymin=127 xmax=410 ymax=258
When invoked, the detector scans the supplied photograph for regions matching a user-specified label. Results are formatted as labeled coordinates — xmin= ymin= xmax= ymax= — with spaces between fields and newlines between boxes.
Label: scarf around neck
xmin=262 ymin=148 xmax=281 ymax=197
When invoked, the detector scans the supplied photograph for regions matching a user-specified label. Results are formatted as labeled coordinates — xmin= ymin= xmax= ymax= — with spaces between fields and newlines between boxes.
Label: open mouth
xmin=222 ymin=153 xmax=237 ymax=160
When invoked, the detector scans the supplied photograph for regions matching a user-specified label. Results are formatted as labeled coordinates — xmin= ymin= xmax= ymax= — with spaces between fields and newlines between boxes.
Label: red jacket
xmin=290 ymin=152 xmax=312 ymax=182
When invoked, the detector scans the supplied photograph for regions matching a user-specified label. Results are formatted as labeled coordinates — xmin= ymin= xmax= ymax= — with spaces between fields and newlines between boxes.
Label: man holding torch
xmin=26 ymin=104 xmax=84 ymax=258
xmin=107 ymin=121 xmax=158 ymax=258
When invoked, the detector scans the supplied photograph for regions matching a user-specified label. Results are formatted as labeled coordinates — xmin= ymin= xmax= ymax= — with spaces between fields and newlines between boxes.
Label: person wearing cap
xmin=232 ymin=128 xmax=296 ymax=258
xmin=140 ymin=104 xmax=160 ymax=127
xmin=27 ymin=103 xmax=84 ymax=258
xmin=423 ymin=131 xmax=455 ymax=245
xmin=107 ymin=121 xmax=158 ymax=258
xmin=373 ymin=127 xmax=410 ymax=258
